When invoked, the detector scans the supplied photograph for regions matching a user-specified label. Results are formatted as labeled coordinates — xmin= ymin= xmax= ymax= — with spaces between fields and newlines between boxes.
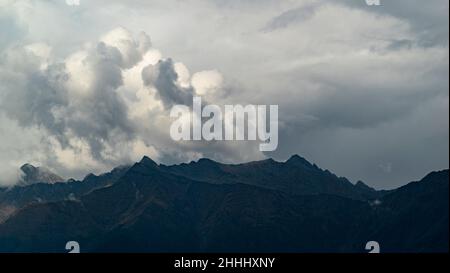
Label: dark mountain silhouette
xmin=0 ymin=156 xmax=447 ymax=253
xmin=363 ymin=170 xmax=449 ymax=252
xmin=0 ymin=165 xmax=129 ymax=223
xmin=160 ymin=155 xmax=387 ymax=200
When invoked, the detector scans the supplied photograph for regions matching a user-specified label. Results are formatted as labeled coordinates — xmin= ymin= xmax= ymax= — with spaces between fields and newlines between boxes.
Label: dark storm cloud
xmin=305 ymin=63 xmax=448 ymax=129
xmin=142 ymin=58 xmax=194 ymax=108
xmin=386 ymin=39 xmax=414 ymax=51
xmin=61 ymin=42 xmax=136 ymax=160
xmin=261 ymin=0 xmax=448 ymax=47
xmin=0 ymin=41 xmax=136 ymax=162
xmin=337 ymin=0 xmax=449 ymax=47
xmin=1 ymin=48 xmax=69 ymax=136
xmin=263 ymin=3 xmax=319 ymax=32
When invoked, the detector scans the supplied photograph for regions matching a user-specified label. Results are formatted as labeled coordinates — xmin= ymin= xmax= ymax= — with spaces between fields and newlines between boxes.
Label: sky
xmin=0 ymin=0 xmax=448 ymax=189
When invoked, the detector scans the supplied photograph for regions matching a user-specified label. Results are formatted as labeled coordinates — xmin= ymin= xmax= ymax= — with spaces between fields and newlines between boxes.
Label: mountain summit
xmin=19 ymin=164 xmax=64 ymax=186
xmin=161 ymin=155 xmax=378 ymax=200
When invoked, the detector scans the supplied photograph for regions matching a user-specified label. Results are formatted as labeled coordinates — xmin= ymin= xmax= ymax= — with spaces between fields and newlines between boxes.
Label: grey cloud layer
xmin=1 ymin=41 xmax=135 ymax=163
xmin=0 ymin=0 xmax=448 ymax=189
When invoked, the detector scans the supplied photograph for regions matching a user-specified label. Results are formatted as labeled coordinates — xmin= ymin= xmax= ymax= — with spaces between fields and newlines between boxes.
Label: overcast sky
xmin=0 ymin=0 xmax=448 ymax=189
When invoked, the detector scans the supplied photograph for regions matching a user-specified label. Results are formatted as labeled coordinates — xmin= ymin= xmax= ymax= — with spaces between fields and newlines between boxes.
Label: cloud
xmin=0 ymin=23 xmax=257 ymax=185
xmin=336 ymin=0 xmax=449 ymax=47
xmin=0 ymin=9 xmax=23 ymax=51
xmin=263 ymin=3 xmax=319 ymax=31
xmin=100 ymin=27 xmax=151 ymax=68
xmin=191 ymin=70 xmax=223 ymax=96
xmin=0 ymin=37 xmax=135 ymax=160
xmin=0 ymin=27 xmax=161 ymax=184
xmin=0 ymin=0 xmax=448 ymax=188
xmin=142 ymin=58 xmax=194 ymax=108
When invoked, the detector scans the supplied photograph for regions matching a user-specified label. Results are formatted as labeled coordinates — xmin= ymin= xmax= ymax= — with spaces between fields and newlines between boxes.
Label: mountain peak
xmin=20 ymin=163 xmax=37 ymax=173
xmin=19 ymin=163 xmax=63 ymax=186
xmin=286 ymin=154 xmax=313 ymax=167
xmin=420 ymin=169 xmax=449 ymax=184
xmin=355 ymin=180 xmax=375 ymax=192
xmin=245 ymin=158 xmax=277 ymax=166
xmin=197 ymin=158 xmax=218 ymax=164
xmin=139 ymin=156 xmax=158 ymax=168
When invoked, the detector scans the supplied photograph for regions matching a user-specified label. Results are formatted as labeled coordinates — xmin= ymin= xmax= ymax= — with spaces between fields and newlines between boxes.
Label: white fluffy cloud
xmin=0 ymin=24 xmax=240 ymax=185
xmin=191 ymin=70 xmax=223 ymax=96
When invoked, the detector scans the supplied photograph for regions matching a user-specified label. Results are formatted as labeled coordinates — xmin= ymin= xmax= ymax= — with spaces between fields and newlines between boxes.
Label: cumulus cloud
xmin=0 ymin=23 xmax=242 ymax=186
xmin=0 ymin=27 xmax=166 ymax=184
xmin=1 ymin=37 xmax=135 ymax=160
xmin=191 ymin=70 xmax=223 ymax=96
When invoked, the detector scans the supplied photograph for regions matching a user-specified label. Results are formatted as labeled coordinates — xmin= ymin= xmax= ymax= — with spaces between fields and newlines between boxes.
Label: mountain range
xmin=0 ymin=155 xmax=447 ymax=252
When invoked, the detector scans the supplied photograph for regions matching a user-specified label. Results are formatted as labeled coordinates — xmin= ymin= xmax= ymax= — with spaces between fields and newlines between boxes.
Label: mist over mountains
xmin=0 ymin=155 xmax=448 ymax=253
xmin=18 ymin=164 xmax=64 ymax=186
